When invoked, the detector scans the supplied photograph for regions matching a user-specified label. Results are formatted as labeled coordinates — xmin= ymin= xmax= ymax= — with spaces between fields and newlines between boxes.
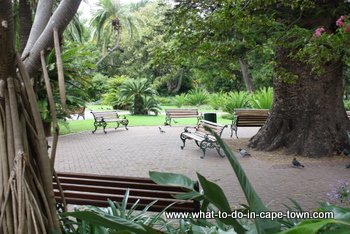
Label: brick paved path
xmin=52 ymin=125 xmax=350 ymax=211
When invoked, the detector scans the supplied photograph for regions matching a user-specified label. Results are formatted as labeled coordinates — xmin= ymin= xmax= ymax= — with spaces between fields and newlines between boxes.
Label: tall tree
xmin=0 ymin=0 xmax=81 ymax=232
xmin=168 ymin=0 xmax=350 ymax=156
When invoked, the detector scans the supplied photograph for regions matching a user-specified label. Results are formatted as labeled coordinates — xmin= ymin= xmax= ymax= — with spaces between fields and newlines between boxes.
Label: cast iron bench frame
xmin=180 ymin=120 xmax=228 ymax=159
xmin=164 ymin=109 xmax=202 ymax=126
xmin=231 ymin=109 xmax=270 ymax=138
xmin=54 ymin=172 xmax=200 ymax=213
xmin=91 ymin=110 xmax=129 ymax=134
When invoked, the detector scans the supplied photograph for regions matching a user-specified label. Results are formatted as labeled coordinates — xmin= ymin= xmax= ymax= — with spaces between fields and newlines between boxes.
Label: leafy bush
xmin=142 ymin=96 xmax=162 ymax=115
xmin=344 ymin=100 xmax=350 ymax=111
xmin=208 ymin=92 xmax=227 ymax=110
xmin=186 ymin=89 xmax=208 ymax=106
xmin=119 ymin=78 xmax=159 ymax=115
xmin=157 ymin=96 xmax=173 ymax=106
xmin=249 ymin=87 xmax=273 ymax=109
xmin=173 ymin=93 xmax=187 ymax=108
xmin=222 ymin=91 xmax=249 ymax=113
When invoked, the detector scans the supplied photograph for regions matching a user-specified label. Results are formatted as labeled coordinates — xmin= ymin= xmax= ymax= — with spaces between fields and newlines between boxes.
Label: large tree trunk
xmin=249 ymin=47 xmax=350 ymax=156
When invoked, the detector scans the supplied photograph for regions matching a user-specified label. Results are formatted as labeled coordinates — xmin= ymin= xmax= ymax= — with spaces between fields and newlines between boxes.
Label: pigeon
xmin=158 ymin=127 xmax=165 ymax=133
xmin=346 ymin=164 xmax=350 ymax=168
xmin=238 ymin=148 xmax=251 ymax=157
xmin=292 ymin=158 xmax=304 ymax=168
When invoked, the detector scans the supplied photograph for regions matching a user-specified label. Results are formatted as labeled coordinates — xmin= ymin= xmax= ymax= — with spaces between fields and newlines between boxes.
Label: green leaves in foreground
xmin=61 ymin=210 xmax=162 ymax=234
xmin=204 ymin=126 xmax=281 ymax=234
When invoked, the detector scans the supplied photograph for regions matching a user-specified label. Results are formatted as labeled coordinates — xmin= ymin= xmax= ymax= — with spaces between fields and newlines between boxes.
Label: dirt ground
xmin=225 ymin=138 xmax=350 ymax=168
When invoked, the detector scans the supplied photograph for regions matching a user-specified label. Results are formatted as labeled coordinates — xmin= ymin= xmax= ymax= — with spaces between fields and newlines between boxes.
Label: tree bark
xmin=21 ymin=0 xmax=53 ymax=57
xmin=19 ymin=0 xmax=32 ymax=53
xmin=249 ymin=47 xmax=350 ymax=156
xmin=24 ymin=0 xmax=82 ymax=76
xmin=239 ymin=58 xmax=255 ymax=93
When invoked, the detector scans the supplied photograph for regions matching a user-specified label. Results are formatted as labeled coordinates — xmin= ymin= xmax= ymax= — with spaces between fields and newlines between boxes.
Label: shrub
xmin=222 ymin=91 xmax=249 ymax=113
xmin=142 ymin=96 xmax=162 ymax=115
xmin=186 ymin=89 xmax=208 ymax=106
xmin=173 ymin=93 xmax=187 ymax=108
xmin=208 ymin=92 xmax=227 ymax=110
xmin=249 ymin=87 xmax=273 ymax=109
xmin=344 ymin=100 xmax=350 ymax=111
xmin=157 ymin=96 xmax=173 ymax=106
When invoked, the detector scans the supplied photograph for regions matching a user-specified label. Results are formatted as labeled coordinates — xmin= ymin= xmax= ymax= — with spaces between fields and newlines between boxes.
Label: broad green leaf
xmin=149 ymin=171 xmax=195 ymax=190
xmin=197 ymin=173 xmax=246 ymax=234
xmin=277 ymin=219 xmax=350 ymax=234
xmin=318 ymin=203 xmax=350 ymax=222
xmin=173 ymin=190 xmax=203 ymax=200
xmin=204 ymin=126 xmax=281 ymax=233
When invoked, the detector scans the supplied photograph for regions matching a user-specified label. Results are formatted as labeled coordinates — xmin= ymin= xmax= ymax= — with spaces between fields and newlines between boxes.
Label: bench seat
xmin=180 ymin=120 xmax=227 ymax=158
xmin=54 ymin=172 xmax=200 ymax=213
xmin=91 ymin=110 xmax=129 ymax=134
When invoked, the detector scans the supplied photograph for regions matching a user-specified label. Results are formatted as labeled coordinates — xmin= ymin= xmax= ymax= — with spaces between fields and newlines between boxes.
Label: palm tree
xmin=90 ymin=0 xmax=144 ymax=65
xmin=119 ymin=78 xmax=157 ymax=115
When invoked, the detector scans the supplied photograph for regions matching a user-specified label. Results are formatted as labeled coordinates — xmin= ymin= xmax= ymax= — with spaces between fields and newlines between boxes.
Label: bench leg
xmin=114 ymin=122 xmax=120 ymax=130
xmin=216 ymin=146 xmax=225 ymax=158
xmin=199 ymin=141 xmax=208 ymax=159
xmin=231 ymin=125 xmax=238 ymax=138
xmin=180 ymin=133 xmax=187 ymax=149
xmin=164 ymin=117 xmax=171 ymax=126
xmin=102 ymin=122 xmax=107 ymax=134
xmin=123 ymin=119 xmax=129 ymax=130
xmin=92 ymin=122 xmax=98 ymax=134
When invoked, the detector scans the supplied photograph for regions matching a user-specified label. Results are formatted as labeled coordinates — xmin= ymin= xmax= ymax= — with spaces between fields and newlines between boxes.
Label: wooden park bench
xmin=231 ymin=109 xmax=270 ymax=138
xmin=53 ymin=172 xmax=200 ymax=213
xmin=68 ymin=106 xmax=85 ymax=120
xmin=180 ymin=120 xmax=228 ymax=159
xmin=165 ymin=109 xmax=202 ymax=126
xmin=91 ymin=110 xmax=129 ymax=134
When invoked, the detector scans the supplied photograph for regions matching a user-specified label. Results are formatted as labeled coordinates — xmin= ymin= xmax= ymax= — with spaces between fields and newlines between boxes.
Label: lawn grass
xmin=59 ymin=113 xmax=232 ymax=135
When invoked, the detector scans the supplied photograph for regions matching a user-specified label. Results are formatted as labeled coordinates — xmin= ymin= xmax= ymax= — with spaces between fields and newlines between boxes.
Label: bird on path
xmin=238 ymin=148 xmax=251 ymax=157
xmin=292 ymin=158 xmax=304 ymax=168
xmin=158 ymin=126 xmax=166 ymax=133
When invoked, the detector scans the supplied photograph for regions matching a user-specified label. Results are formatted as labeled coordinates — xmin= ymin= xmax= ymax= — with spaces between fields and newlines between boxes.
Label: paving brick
xmin=51 ymin=125 xmax=350 ymax=211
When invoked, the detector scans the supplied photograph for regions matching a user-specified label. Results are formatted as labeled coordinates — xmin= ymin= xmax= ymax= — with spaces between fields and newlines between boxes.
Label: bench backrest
xmin=54 ymin=172 xmax=200 ymax=213
xmin=165 ymin=109 xmax=199 ymax=117
xmin=68 ymin=106 xmax=85 ymax=115
xmin=234 ymin=109 xmax=270 ymax=126
xmin=91 ymin=111 xmax=120 ymax=121
xmin=196 ymin=120 xmax=227 ymax=137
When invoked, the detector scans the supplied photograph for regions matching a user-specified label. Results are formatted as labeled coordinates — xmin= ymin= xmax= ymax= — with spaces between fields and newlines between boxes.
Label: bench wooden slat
xmin=165 ymin=109 xmax=202 ymax=126
xmin=54 ymin=172 xmax=200 ymax=213
xmin=231 ymin=109 xmax=270 ymax=138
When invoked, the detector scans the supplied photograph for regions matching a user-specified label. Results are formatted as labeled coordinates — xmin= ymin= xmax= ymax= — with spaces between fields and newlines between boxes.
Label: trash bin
xmin=203 ymin=112 xmax=217 ymax=123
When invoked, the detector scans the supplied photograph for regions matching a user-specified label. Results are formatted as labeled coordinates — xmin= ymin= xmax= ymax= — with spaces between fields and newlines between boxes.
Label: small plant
xmin=186 ymin=89 xmax=208 ymax=106
xmin=222 ymin=91 xmax=249 ymax=113
xmin=173 ymin=93 xmax=187 ymax=107
xmin=208 ymin=92 xmax=227 ymax=110
xmin=344 ymin=100 xmax=350 ymax=111
xmin=142 ymin=96 xmax=162 ymax=115
xmin=249 ymin=87 xmax=273 ymax=109
xmin=327 ymin=179 xmax=350 ymax=206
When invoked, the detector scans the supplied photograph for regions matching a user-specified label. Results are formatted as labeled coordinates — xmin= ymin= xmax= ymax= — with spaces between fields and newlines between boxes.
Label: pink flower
xmin=336 ymin=16 xmax=345 ymax=27
xmin=313 ymin=27 xmax=325 ymax=37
